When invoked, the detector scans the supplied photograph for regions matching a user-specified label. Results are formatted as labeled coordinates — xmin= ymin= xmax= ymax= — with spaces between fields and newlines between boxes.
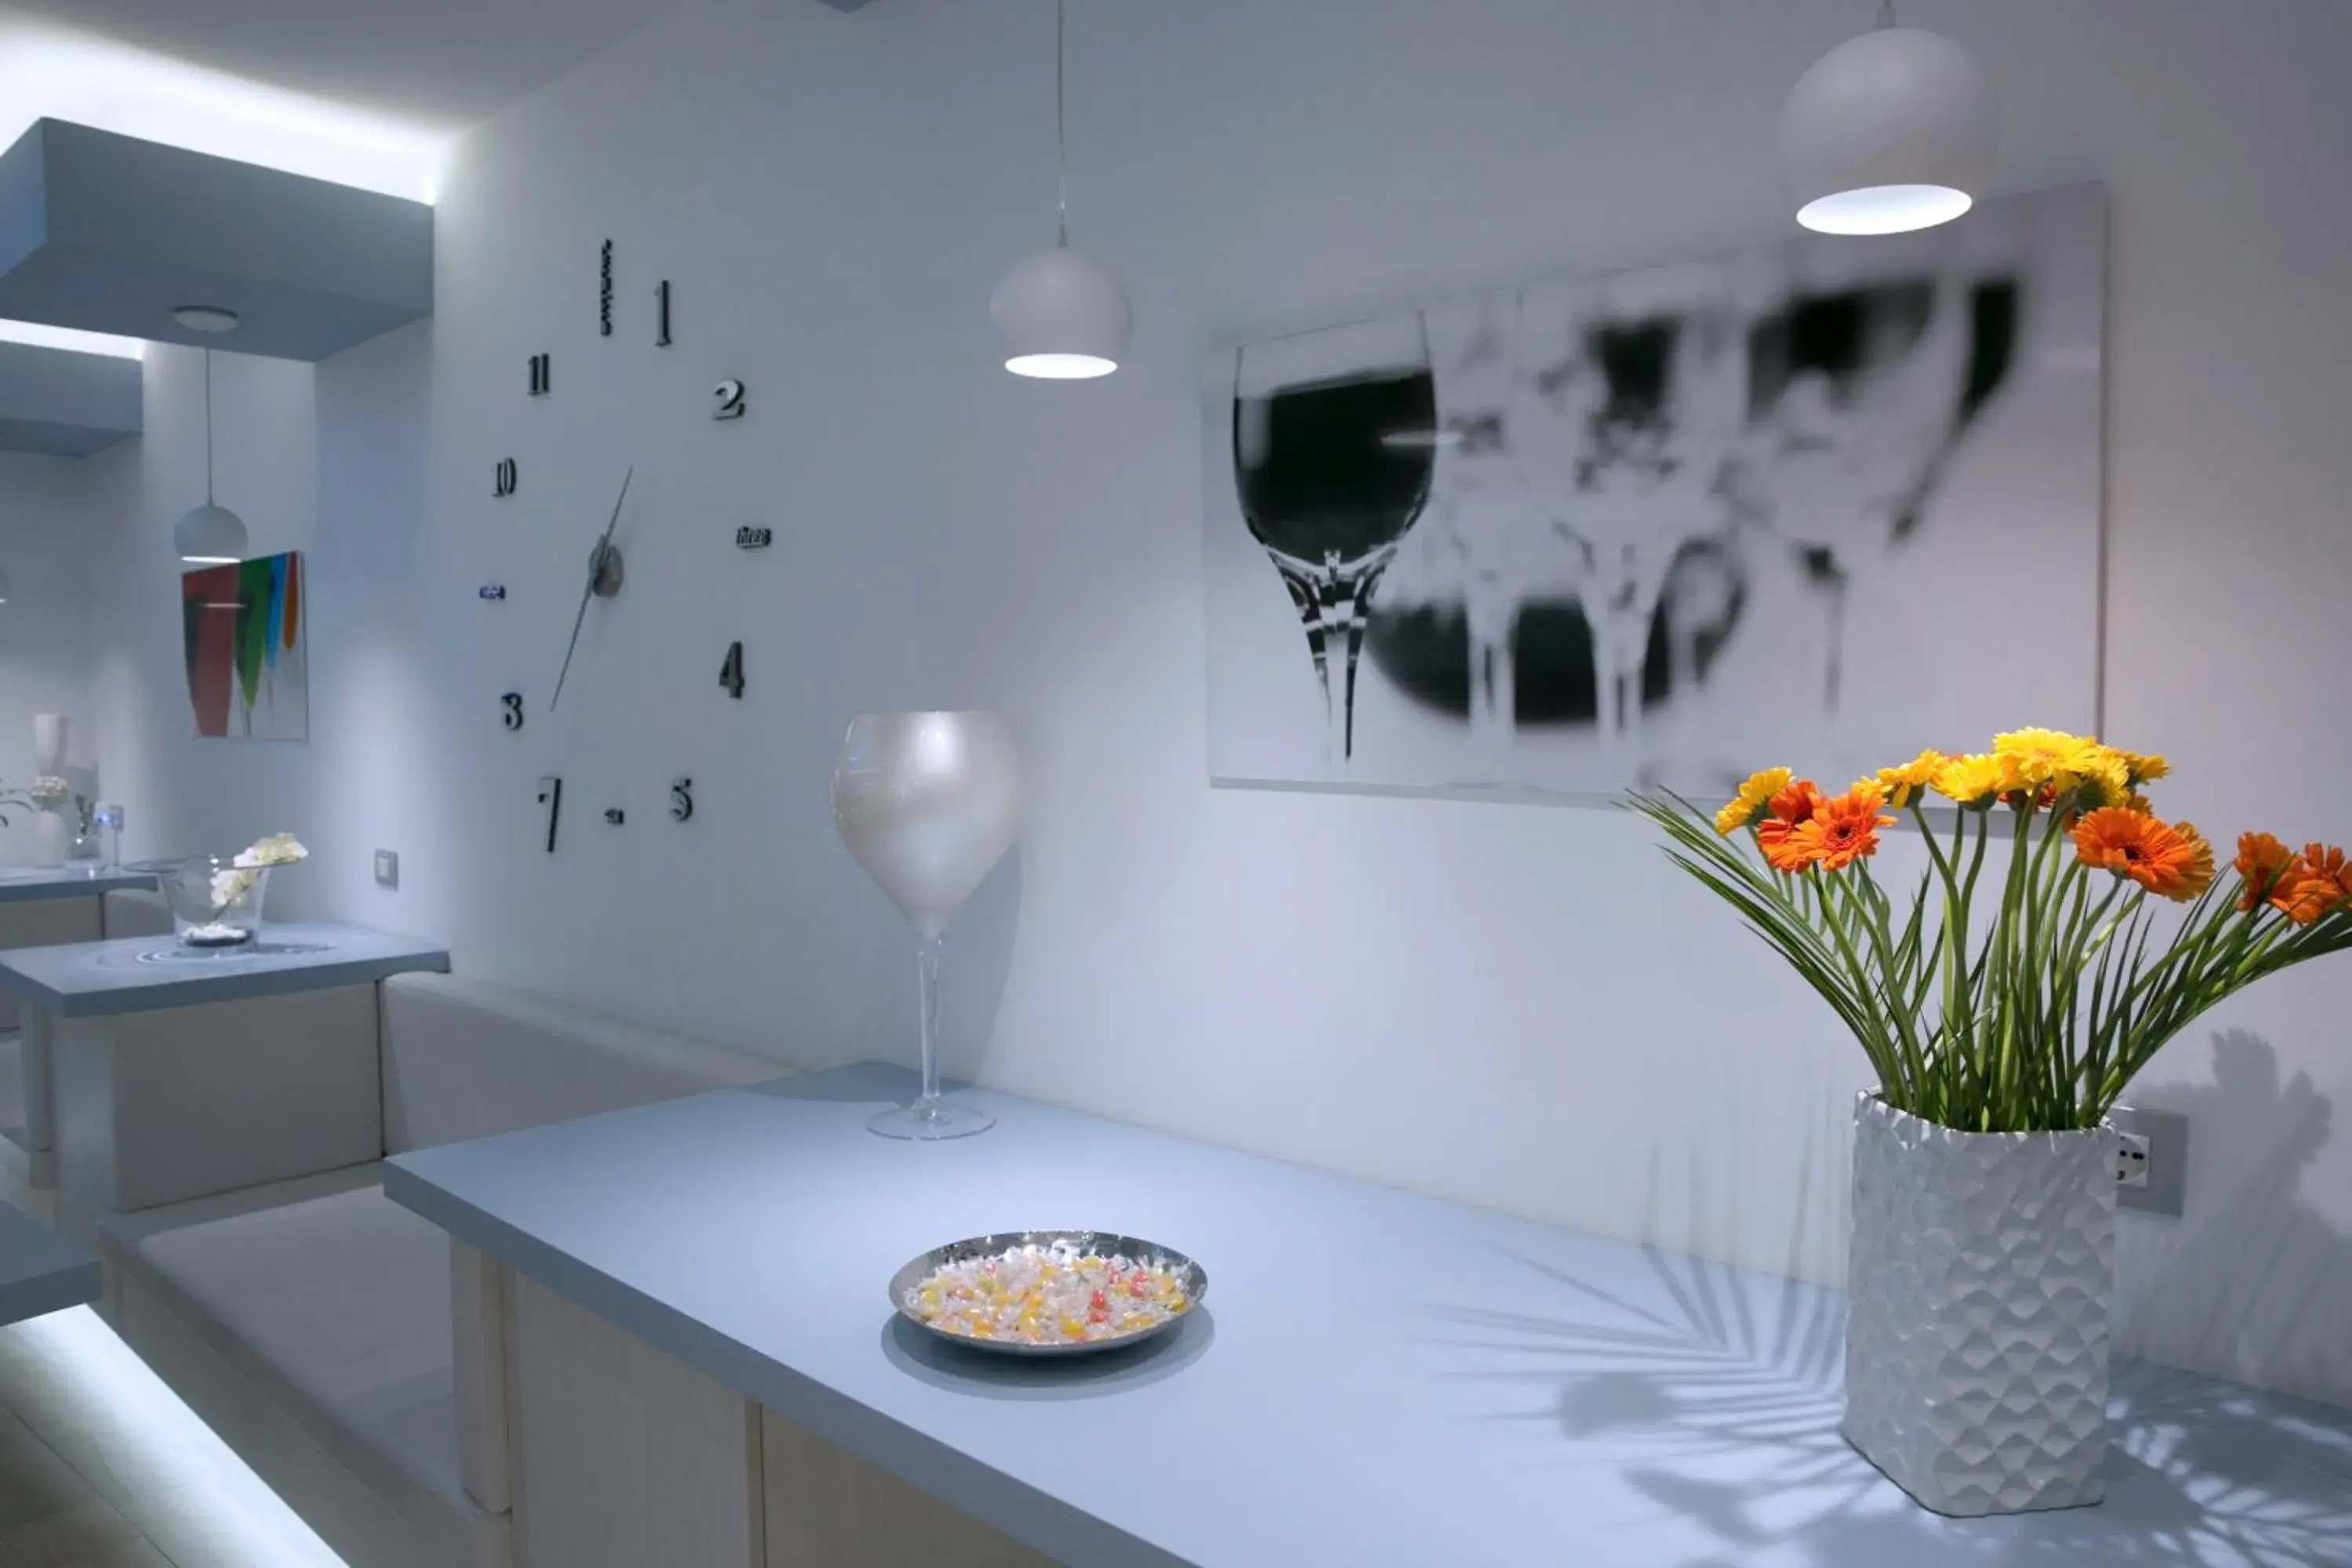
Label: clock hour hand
xmin=550 ymin=466 xmax=633 ymax=712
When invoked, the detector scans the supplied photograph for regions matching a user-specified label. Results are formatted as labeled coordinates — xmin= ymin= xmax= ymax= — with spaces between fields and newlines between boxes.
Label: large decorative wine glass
xmin=1518 ymin=270 xmax=1746 ymax=757
xmin=1233 ymin=314 xmax=1438 ymax=767
xmin=831 ymin=712 xmax=1023 ymax=1141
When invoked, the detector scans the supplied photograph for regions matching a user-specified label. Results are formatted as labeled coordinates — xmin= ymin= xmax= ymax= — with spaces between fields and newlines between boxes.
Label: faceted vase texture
xmin=1843 ymin=1093 xmax=2118 ymax=1515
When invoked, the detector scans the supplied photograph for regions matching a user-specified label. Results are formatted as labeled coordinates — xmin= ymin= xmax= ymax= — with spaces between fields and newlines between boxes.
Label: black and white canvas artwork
xmin=1204 ymin=182 xmax=2106 ymax=797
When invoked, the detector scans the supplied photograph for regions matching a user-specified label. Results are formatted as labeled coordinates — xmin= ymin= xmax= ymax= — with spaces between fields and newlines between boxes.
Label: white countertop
xmin=0 ymin=867 xmax=154 ymax=906
xmin=0 ymin=921 xmax=450 ymax=1017
xmin=0 ymin=1201 xmax=98 ymax=1327
xmin=384 ymin=1063 xmax=2352 ymax=1568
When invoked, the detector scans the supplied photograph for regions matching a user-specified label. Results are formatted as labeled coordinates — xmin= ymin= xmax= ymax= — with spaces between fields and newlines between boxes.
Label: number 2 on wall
xmin=713 ymin=379 xmax=747 ymax=421
xmin=719 ymin=641 xmax=746 ymax=699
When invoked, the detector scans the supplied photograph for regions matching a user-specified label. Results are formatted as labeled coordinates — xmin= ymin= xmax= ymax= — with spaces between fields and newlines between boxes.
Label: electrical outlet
xmin=2114 ymin=1130 xmax=2151 ymax=1188
xmin=2109 ymin=1105 xmax=2188 ymax=1218
xmin=373 ymin=849 xmax=400 ymax=889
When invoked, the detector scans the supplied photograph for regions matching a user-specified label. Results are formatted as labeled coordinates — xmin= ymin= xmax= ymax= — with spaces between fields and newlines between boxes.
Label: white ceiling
xmin=0 ymin=0 xmax=687 ymax=132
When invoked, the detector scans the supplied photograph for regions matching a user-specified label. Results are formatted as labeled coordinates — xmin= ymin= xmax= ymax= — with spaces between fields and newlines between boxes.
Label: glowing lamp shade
xmin=174 ymin=503 xmax=246 ymax=565
xmin=990 ymin=245 xmax=1131 ymax=379
xmin=1780 ymin=27 xmax=1995 ymax=236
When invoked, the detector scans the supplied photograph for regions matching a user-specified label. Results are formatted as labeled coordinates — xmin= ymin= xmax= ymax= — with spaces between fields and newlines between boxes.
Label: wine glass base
xmin=867 ymin=1100 xmax=995 ymax=1142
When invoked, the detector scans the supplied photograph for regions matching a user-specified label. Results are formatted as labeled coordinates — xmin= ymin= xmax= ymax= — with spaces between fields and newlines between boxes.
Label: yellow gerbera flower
xmin=1933 ymin=753 xmax=2017 ymax=807
xmin=1715 ymin=767 xmax=1793 ymax=836
xmin=2078 ymin=746 xmax=2135 ymax=809
xmin=2120 ymin=751 xmax=2170 ymax=785
xmin=1992 ymin=728 xmax=2103 ymax=789
xmin=1871 ymin=750 xmax=1948 ymax=809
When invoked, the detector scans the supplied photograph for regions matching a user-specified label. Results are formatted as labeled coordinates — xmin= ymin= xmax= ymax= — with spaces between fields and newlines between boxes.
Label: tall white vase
xmin=1843 ymin=1094 xmax=2118 ymax=1516
xmin=31 ymin=713 xmax=64 ymax=777
xmin=29 ymin=811 xmax=67 ymax=869
xmin=29 ymin=714 xmax=69 ymax=867
xmin=832 ymin=711 xmax=1022 ymax=1141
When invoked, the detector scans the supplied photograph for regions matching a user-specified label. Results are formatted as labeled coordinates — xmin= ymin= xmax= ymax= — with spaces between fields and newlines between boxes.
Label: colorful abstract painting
xmin=183 ymin=552 xmax=309 ymax=740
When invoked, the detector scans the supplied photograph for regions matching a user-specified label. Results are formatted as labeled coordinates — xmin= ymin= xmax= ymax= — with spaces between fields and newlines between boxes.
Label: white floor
xmin=0 ymin=1305 xmax=347 ymax=1567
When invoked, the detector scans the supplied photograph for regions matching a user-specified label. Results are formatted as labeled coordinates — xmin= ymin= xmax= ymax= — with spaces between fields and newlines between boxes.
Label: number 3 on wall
xmin=501 ymin=692 xmax=524 ymax=731
xmin=719 ymin=641 xmax=746 ymax=699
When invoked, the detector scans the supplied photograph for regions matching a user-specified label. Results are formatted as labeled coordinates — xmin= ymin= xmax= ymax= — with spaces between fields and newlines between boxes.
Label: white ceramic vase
xmin=29 ymin=811 xmax=67 ymax=869
xmin=831 ymin=711 xmax=1022 ymax=1141
xmin=1843 ymin=1093 xmax=2118 ymax=1516
xmin=28 ymin=715 xmax=70 ymax=867
xmin=31 ymin=713 xmax=64 ymax=777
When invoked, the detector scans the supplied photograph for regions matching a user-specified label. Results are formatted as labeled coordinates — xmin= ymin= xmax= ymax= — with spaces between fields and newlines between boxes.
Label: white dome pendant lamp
xmin=1780 ymin=0 xmax=1997 ymax=237
xmin=172 ymin=310 xmax=249 ymax=566
xmin=990 ymin=0 xmax=1131 ymax=379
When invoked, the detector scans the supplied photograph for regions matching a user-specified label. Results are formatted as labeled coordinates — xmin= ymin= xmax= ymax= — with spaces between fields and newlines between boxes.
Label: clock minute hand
xmin=550 ymin=466 xmax=633 ymax=713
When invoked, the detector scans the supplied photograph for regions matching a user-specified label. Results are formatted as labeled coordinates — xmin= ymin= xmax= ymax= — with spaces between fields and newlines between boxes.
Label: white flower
xmin=234 ymin=833 xmax=309 ymax=869
xmin=210 ymin=866 xmax=260 ymax=909
xmin=27 ymin=775 xmax=69 ymax=809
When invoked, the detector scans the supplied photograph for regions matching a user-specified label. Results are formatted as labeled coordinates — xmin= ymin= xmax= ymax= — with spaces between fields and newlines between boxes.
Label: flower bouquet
xmin=1632 ymin=730 xmax=2352 ymax=1515
xmin=152 ymin=833 xmax=310 ymax=948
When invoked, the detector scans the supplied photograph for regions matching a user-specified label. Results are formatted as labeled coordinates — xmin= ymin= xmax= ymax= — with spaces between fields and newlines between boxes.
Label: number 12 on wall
xmin=720 ymin=641 xmax=746 ymax=699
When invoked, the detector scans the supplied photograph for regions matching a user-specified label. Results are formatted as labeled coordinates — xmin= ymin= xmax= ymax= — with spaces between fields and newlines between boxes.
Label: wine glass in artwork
xmin=1517 ymin=270 xmax=1747 ymax=757
xmin=1233 ymin=314 xmax=1439 ymax=766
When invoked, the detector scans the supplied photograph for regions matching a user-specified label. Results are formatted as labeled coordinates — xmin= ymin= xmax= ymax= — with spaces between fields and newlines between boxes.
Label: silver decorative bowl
xmin=888 ymin=1230 xmax=1208 ymax=1359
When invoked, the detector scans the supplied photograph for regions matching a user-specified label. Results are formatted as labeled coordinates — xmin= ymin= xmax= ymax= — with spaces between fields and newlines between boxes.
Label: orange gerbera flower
xmin=1784 ymin=786 xmax=1896 ymax=873
xmin=2072 ymin=808 xmax=2214 ymax=902
xmin=1755 ymin=779 xmax=1826 ymax=873
xmin=2235 ymin=833 xmax=2298 ymax=912
xmin=2271 ymin=844 xmax=2352 ymax=925
xmin=2174 ymin=826 xmax=2217 ymax=905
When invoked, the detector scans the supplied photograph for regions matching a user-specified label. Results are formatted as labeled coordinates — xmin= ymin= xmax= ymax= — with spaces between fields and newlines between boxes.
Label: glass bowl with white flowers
xmin=147 ymin=835 xmax=309 ymax=948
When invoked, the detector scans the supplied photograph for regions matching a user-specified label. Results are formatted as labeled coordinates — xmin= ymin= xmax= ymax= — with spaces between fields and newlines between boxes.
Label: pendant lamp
xmin=990 ymin=0 xmax=1131 ymax=379
xmin=172 ymin=308 xmax=249 ymax=566
xmin=1780 ymin=1 xmax=1996 ymax=236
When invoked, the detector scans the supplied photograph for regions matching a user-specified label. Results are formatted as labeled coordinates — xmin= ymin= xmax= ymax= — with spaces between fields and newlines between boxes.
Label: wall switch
xmin=373 ymin=849 xmax=400 ymax=889
xmin=2109 ymin=1105 xmax=2188 ymax=1218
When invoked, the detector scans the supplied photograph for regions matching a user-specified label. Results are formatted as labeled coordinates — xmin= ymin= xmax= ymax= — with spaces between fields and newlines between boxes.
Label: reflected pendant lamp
xmin=990 ymin=0 xmax=1131 ymax=379
xmin=1780 ymin=1 xmax=1997 ymax=236
xmin=173 ymin=311 xmax=249 ymax=566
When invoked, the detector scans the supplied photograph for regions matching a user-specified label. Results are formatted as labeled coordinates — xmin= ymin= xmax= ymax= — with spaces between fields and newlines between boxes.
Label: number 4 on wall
xmin=719 ymin=641 xmax=746 ymax=699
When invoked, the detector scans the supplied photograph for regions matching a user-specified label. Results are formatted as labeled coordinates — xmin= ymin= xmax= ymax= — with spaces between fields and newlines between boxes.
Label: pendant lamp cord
xmin=1054 ymin=0 xmax=1069 ymax=246
xmin=202 ymin=347 xmax=216 ymax=505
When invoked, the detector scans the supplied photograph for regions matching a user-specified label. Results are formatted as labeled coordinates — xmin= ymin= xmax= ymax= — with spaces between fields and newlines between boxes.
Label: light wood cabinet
xmin=507 ymin=1276 xmax=1058 ymax=1567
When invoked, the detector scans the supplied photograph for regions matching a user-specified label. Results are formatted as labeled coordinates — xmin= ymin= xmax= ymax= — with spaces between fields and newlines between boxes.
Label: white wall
xmin=66 ymin=0 xmax=2352 ymax=1408
xmin=0 ymin=450 xmax=97 ymax=859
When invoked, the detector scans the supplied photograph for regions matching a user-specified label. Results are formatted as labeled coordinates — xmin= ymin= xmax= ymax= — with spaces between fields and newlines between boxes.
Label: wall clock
xmin=492 ymin=241 xmax=761 ymax=851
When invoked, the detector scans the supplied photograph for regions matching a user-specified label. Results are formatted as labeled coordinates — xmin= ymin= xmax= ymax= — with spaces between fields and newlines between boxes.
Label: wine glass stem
xmin=915 ymin=933 xmax=945 ymax=1110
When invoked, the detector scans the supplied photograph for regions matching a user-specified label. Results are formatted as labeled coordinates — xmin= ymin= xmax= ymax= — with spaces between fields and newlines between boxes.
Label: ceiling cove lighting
xmin=1779 ymin=1 xmax=1996 ymax=237
xmin=0 ymin=20 xmax=451 ymax=203
xmin=0 ymin=320 xmax=144 ymax=359
xmin=174 ymin=314 xmax=248 ymax=567
xmin=989 ymin=0 xmax=1131 ymax=379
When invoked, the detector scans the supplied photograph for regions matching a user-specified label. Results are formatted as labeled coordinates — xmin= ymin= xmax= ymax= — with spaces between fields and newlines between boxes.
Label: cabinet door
xmin=760 ymin=1409 xmax=1055 ymax=1568
xmin=511 ymin=1276 xmax=763 ymax=1568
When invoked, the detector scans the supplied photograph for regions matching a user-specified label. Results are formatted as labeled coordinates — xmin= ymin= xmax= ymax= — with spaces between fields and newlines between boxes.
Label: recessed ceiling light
xmin=173 ymin=306 xmax=239 ymax=334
